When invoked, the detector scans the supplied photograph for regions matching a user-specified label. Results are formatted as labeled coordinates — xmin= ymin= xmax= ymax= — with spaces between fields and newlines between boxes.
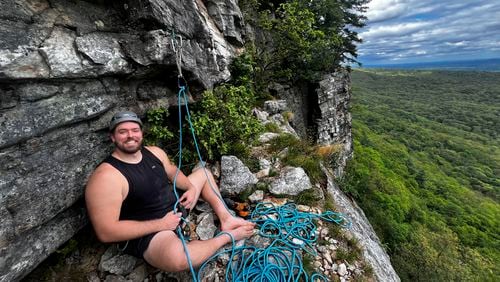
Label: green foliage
xmin=144 ymin=53 xmax=264 ymax=168
xmin=238 ymin=186 xmax=256 ymax=202
xmin=345 ymin=69 xmax=500 ymax=281
xmin=144 ymin=107 xmax=174 ymax=146
xmin=268 ymin=168 xmax=279 ymax=177
xmin=55 ymin=239 xmax=78 ymax=257
xmin=264 ymin=122 xmax=281 ymax=133
xmin=294 ymin=189 xmax=322 ymax=206
xmin=247 ymin=0 xmax=368 ymax=83
xmin=191 ymin=84 xmax=263 ymax=161
xmin=229 ymin=51 xmax=256 ymax=89
xmin=268 ymin=134 xmax=325 ymax=184
xmin=302 ymin=253 xmax=316 ymax=278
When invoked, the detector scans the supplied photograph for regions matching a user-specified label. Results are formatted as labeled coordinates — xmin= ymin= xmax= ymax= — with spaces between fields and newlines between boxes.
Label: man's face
xmin=110 ymin=122 xmax=143 ymax=154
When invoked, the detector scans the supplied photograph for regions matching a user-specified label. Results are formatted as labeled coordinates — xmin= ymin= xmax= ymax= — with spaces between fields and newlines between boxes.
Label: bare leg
xmin=144 ymin=226 xmax=254 ymax=272
xmin=187 ymin=168 xmax=255 ymax=231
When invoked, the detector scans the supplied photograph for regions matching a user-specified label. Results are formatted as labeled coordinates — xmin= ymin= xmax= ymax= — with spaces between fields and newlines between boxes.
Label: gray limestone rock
xmin=196 ymin=212 xmax=217 ymax=240
xmin=0 ymin=206 xmax=87 ymax=282
xmin=269 ymin=167 xmax=312 ymax=196
xmin=263 ymin=100 xmax=288 ymax=114
xmin=100 ymin=253 xmax=137 ymax=276
xmin=205 ymin=0 xmax=245 ymax=46
xmin=323 ymin=164 xmax=400 ymax=282
xmin=126 ymin=264 xmax=148 ymax=282
xmin=0 ymin=81 xmax=114 ymax=149
xmin=39 ymin=26 xmax=86 ymax=77
xmin=258 ymin=132 xmax=280 ymax=143
xmin=259 ymin=159 xmax=272 ymax=170
xmin=248 ymin=190 xmax=264 ymax=203
xmin=0 ymin=51 xmax=50 ymax=79
xmin=252 ymin=108 xmax=270 ymax=122
xmin=338 ymin=263 xmax=348 ymax=276
xmin=75 ymin=32 xmax=133 ymax=75
xmin=316 ymin=72 xmax=353 ymax=177
xmin=219 ymin=155 xmax=258 ymax=196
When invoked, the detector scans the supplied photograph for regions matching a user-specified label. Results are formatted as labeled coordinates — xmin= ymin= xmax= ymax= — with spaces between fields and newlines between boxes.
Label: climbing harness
xmin=168 ymin=32 xmax=351 ymax=282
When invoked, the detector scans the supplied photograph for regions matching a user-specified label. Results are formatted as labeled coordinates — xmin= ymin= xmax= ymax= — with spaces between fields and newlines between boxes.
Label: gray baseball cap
xmin=109 ymin=111 xmax=143 ymax=131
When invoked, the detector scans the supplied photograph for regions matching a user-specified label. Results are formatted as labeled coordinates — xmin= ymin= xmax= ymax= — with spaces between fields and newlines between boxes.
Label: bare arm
xmin=85 ymin=163 xmax=180 ymax=243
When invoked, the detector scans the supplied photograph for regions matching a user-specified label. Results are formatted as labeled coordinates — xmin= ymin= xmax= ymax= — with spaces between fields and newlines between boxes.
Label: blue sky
xmin=357 ymin=0 xmax=500 ymax=65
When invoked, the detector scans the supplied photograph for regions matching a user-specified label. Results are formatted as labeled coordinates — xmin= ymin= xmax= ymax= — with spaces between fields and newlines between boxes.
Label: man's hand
xmin=161 ymin=211 xmax=182 ymax=230
xmin=179 ymin=186 xmax=201 ymax=210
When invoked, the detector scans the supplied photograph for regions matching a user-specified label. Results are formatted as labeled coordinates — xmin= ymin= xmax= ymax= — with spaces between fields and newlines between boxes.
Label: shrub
xmin=269 ymin=134 xmax=326 ymax=184
xmin=191 ymin=84 xmax=263 ymax=161
xmin=144 ymin=107 xmax=174 ymax=147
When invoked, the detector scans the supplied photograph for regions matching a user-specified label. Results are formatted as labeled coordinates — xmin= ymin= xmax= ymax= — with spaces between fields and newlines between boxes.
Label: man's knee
xmin=144 ymin=232 xmax=189 ymax=272
xmin=149 ymin=249 xmax=189 ymax=272
xmin=168 ymin=254 xmax=189 ymax=272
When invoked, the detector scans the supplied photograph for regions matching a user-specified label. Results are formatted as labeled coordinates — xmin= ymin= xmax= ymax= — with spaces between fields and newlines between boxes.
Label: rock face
xmin=323 ymin=165 xmax=401 ymax=282
xmin=316 ymin=71 xmax=353 ymax=178
xmin=0 ymin=0 xmax=245 ymax=280
xmin=269 ymin=71 xmax=353 ymax=178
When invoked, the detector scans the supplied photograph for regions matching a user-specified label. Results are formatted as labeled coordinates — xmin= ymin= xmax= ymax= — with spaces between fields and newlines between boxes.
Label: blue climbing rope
xmin=168 ymin=32 xmax=352 ymax=282
xmin=196 ymin=201 xmax=351 ymax=281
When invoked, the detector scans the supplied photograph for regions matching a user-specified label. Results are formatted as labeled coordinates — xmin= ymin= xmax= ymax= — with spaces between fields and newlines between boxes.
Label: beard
xmin=114 ymin=137 xmax=142 ymax=154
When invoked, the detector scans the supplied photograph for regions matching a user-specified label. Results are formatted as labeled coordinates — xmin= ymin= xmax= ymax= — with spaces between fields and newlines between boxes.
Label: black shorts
xmin=118 ymin=232 xmax=158 ymax=259
xmin=118 ymin=210 xmax=189 ymax=259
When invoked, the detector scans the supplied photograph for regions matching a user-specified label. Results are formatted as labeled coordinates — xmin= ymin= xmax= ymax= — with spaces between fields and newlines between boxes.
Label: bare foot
xmin=220 ymin=216 xmax=255 ymax=232
xmin=226 ymin=225 xmax=255 ymax=241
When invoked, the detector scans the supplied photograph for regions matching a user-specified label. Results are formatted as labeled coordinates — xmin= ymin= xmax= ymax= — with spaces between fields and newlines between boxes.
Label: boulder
xmin=219 ymin=156 xmax=257 ymax=196
xmin=269 ymin=166 xmax=312 ymax=196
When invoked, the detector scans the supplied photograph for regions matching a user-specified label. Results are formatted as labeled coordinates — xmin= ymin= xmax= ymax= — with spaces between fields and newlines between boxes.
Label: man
xmin=85 ymin=111 xmax=255 ymax=272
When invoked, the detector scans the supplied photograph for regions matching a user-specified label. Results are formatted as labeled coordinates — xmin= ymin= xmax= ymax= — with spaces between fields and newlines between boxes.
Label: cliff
xmin=0 ymin=0 xmax=397 ymax=281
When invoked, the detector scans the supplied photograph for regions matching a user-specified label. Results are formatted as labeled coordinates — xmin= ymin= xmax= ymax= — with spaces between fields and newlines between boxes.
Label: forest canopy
xmin=345 ymin=69 xmax=500 ymax=281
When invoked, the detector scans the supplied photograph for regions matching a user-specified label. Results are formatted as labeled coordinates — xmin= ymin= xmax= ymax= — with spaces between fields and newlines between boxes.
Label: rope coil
xmin=196 ymin=202 xmax=351 ymax=281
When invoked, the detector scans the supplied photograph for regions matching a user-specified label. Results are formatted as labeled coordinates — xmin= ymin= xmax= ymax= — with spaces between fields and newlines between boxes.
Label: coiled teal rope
xmin=196 ymin=201 xmax=351 ymax=281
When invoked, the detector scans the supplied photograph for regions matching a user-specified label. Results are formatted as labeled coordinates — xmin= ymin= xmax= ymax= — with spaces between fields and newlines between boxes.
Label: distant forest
xmin=343 ymin=69 xmax=499 ymax=281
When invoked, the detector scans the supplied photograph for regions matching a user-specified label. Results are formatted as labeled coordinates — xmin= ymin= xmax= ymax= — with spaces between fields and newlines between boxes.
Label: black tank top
xmin=103 ymin=147 xmax=176 ymax=221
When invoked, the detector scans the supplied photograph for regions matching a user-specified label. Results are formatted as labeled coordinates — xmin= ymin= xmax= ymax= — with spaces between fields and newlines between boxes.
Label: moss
xmin=268 ymin=168 xmax=279 ymax=177
xmin=255 ymin=182 xmax=270 ymax=192
xmin=302 ymin=253 xmax=316 ymax=277
xmin=242 ymin=156 xmax=261 ymax=173
xmin=238 ymin=186 xmax=256 ymax=202
xmin=264 ymin=122 xmax=281 ymax=133
xmin=294 ymin=189 xmax=322 ymax=206
xmin=323 ymin=192 xmax=336 ymax=212
xmin=327 ymin=222 xmax=343 ymax=238
xmin=268 ymin=134 xmax=327 ymax=185
xmin=282 ymin=111 xmax=294 ymax=123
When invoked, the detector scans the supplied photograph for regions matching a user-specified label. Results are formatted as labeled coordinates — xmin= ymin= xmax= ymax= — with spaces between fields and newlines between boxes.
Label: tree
xmin=249 ymin=0 xmax=368 ymax=83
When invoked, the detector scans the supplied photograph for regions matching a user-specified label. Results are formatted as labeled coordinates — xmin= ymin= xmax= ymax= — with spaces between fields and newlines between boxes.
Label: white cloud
xmin=360 ymin=21 xmax=431 ymax=39
xmin=357 ymin=0 xmax=500 ymax=64
xmin=365 ymin=0 xmax=409 ymax=22
xmin=446 ymin=41 xmax=468 ymax=47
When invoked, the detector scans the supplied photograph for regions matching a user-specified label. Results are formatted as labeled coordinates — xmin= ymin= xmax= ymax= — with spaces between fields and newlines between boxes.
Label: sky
xmin=357 ymin=0 xmax=500 ymax=65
